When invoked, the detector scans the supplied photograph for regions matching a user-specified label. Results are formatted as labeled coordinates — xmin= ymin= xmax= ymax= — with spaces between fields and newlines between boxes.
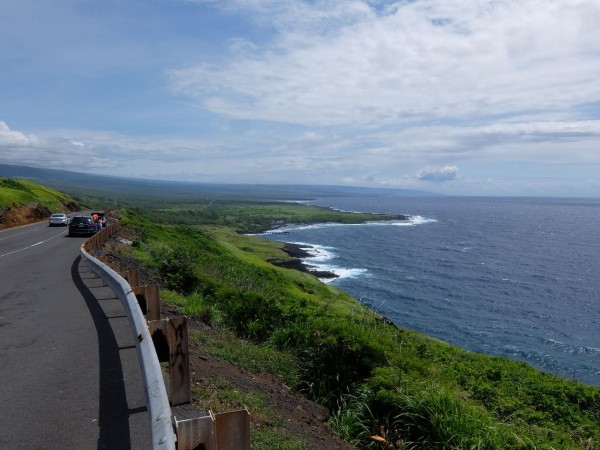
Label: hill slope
xmin=0 ymin=178 xmax=79 ymax=229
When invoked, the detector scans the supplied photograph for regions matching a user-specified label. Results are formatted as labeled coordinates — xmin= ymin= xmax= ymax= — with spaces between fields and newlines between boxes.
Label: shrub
xmin=152 ymin=246 xmax=199 ymax=294
xmin=209 ymin=288 xmax=285 ymax=341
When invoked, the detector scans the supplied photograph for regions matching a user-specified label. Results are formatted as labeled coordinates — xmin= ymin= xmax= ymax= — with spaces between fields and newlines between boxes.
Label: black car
xmin=68 ymin=216 xmax=97 ymax=237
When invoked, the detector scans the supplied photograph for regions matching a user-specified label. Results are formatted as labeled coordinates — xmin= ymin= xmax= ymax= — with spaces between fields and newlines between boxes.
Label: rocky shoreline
xmin=270 ymin=242 xmax=339 ymax=280
xmin=262 ymin=214 xmax=413 ymax=280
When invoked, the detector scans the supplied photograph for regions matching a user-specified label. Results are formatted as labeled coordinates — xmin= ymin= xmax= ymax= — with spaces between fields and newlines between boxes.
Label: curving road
xmin=0 ymin=219 xmax=149 ymax=449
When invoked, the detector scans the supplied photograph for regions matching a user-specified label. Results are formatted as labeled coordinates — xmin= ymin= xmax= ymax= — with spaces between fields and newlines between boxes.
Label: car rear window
xmin=71 ymin=217 xmax=92 ymax=224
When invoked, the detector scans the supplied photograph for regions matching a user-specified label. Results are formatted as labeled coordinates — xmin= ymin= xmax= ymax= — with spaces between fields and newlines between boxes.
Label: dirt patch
xmin=186 ymin=321 xmax=358 ymax=450
xmin=0 ymin=204 xmax=52 ymax=229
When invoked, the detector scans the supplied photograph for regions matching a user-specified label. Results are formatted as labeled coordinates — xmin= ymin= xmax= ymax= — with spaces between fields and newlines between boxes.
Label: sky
xmin=1 ymin=0 xmax=599 ymax=197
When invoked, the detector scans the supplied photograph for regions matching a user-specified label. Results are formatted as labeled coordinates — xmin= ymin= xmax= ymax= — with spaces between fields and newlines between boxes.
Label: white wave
xmin=271 ymin=215 xmax=436 ymax=233
xmin=366 ymin=215 xmax=437 ymax=226
xmin=272 ymin=222 xmax=347 ymax=232
xmin=407 ymin=215 xmax=439 ymax=225
xmin=544 ymin=338 xmax=600 ymax=356
xmin=277 ymin=200 xmax=313 ymax=204
xmin=289 ymin=241 xmax=368 ymax=283
xmin=293 ymin=242 xmax=335 ymax=261
xmin=323 ymin=267 xmax=368 ymax=283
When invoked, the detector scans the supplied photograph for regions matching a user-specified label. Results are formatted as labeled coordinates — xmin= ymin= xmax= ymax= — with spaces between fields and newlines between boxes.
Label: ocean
xmin=262 ymin=196 xmax=600 ymax=387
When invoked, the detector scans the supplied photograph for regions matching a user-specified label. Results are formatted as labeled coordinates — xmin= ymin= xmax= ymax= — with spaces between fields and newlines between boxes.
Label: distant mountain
xmin=0 ymin=164 xmax=441 ymax=201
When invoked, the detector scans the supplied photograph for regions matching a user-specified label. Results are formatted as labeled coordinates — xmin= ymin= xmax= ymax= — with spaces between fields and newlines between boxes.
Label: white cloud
xmin=417 ymin=165 xmax=460 ymax=182
xmin=170 ymin=0 xmax=600 ymax=127
xmin=0 ymin=121 xmax=39 ymax=147
xmin=0 ymin=122 xmax=114 ymax=171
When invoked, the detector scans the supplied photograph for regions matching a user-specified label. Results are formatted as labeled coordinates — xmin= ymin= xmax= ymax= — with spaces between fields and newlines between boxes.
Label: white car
xmin=48 ymin=213 xmax=70 ymax=226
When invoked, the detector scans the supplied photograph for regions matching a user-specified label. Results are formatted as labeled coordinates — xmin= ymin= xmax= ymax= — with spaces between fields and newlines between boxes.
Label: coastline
xmin=258 ymin=211 xmax=413 ymax=281
xmin=269 ymin=242 xmax=339 ymax=280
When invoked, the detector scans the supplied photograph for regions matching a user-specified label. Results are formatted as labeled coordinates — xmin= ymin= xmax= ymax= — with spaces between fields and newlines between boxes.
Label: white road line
xmin=0 ymin=220 xmax=48 ymax=235
xmin=0 ymin=229 xmax=69 ymax=258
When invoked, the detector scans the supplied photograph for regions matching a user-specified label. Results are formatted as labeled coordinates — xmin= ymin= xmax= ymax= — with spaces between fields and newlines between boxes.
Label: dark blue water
xmin=264 ymin=196 xmax=600 ymax=387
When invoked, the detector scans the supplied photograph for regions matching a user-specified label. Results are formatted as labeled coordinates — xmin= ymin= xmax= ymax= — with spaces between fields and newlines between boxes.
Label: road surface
xmin=0 ymin=220 xmax=149 ymax=449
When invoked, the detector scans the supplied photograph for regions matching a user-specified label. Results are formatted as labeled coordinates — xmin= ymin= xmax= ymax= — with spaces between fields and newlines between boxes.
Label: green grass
xmin=192 ymin=377 xmax=268 ymax=417
xmin=191 ymin=327 xmax=300 ymax=387
xmin=0 ymin=178 xmax=78 ymax=210
xmin=113 ymin=205 xmax=600 ymax=450
xmin=250 ymin=429 xmax=308 ymax=450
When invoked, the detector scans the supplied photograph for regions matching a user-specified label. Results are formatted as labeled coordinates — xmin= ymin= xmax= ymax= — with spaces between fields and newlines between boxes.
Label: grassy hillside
xmin=109 ymin=205 xmax=599 ymax=450
xmin=0 ymin=178 xmax=79 ymax=228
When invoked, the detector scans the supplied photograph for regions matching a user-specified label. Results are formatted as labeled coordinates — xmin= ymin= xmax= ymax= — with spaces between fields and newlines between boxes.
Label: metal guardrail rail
xmin=81 ymin=221 xmax=177 ymax=450
xmin=80 ymin=220 xmax=250 ymax=450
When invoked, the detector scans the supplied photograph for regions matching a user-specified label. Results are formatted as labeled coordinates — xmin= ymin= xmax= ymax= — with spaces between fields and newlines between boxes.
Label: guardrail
xmin=81 ymin=220 xmax=250 ymax=450
xmin=82 ymin=222 xmax=177 ymax=449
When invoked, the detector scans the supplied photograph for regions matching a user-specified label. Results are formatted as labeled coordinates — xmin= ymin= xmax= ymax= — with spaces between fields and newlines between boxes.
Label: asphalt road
xmin=0 ymin=220 xmax=149 ymax=449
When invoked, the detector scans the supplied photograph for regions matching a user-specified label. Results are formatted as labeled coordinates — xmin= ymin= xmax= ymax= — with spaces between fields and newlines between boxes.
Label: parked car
xmin=90 ymin=210 xmax=106 ymax=222
xmin=48 ymin=213 xmax=69 ymax=227
xmin=68 ymin=216 xmax=97 ymax=237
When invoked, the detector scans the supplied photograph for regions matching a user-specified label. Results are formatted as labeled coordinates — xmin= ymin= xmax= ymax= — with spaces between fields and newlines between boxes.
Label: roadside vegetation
xmin=0 ymin=178 xmax=79 ymax=229
xmin=111 ymin=204 xmax=599 ymax=450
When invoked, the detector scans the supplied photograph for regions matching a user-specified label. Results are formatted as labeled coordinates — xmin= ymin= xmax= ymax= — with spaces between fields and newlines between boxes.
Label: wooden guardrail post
xmin=132 ymin=285 xmax=161 ymax=321
xmin=99 ymin=255 xmax=121 ymax=271
xmin=214 ymin=409 xmax=251 ymax=450
xmin=148 ymin=317 xmax=191 ymax=406
xmin=119 ymin=269 xmax=139 ymax=289
xmin=174 ymin=408 xmax=250 ymax=450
